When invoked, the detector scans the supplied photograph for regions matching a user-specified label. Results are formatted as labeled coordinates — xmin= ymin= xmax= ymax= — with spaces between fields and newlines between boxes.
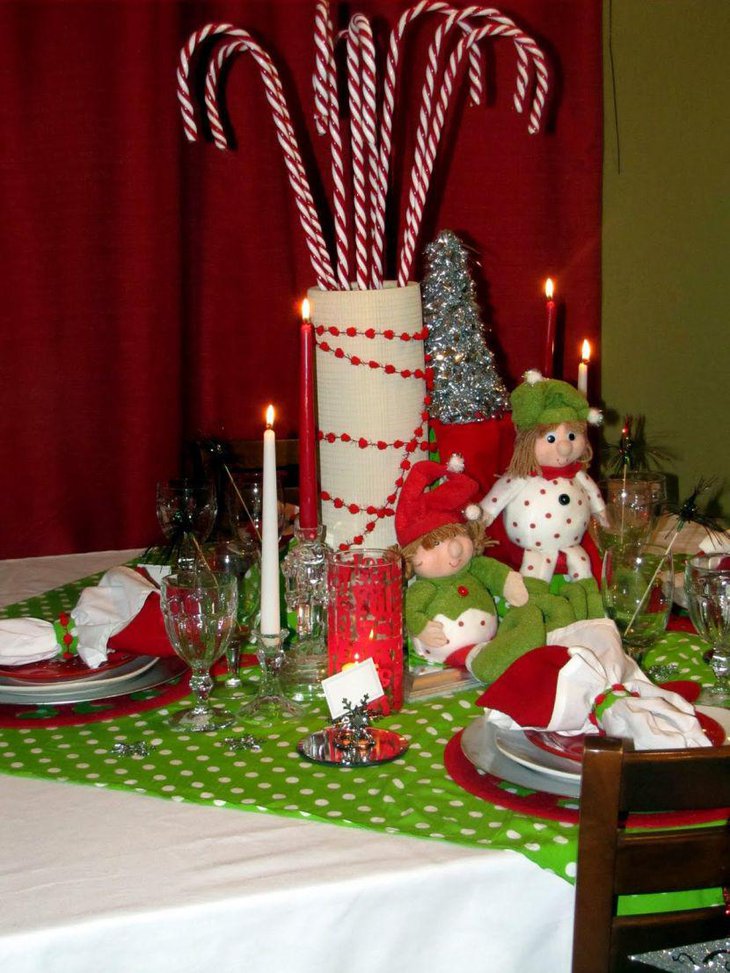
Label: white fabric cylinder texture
xmin=308 ymin=282 xmax=427 ymax=551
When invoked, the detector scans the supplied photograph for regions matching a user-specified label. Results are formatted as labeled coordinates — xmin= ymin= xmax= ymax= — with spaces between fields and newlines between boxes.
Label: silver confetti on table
xmin=110 ymin=742 xmax=156 ymax=757
xmin=223 ymin=735 xmax=263 ymax=753
xmin=630 ymin=938 xmax=730 ymax=971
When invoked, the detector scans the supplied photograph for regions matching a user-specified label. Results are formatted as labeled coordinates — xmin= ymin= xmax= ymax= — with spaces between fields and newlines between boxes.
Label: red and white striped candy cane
xmin=312 ymin=1 xmax=330 ymax=138
xmin=346 ymin=23 xmax=370 ymax=291
xmin=179 ymin=26 xmax=337 ymax=290
xmin=312 ymin=1 xmax=350 ymax=289
xmin=398 ymin=17 xmax=548 ymax=285
xmin=402 ymin=6 xmax=546 ymax=286
xmin=348 ymin=14 xmax=381 ymax=290
xmin=371 ymin=1 xmax=485 ymax=283
xmin=177 ymin=22 xmax=245 ymax=143
xmin=202 ymin=38 xmax=337 ymax=291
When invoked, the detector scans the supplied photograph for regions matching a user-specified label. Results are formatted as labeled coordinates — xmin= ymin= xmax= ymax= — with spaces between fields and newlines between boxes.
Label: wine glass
xmin=156 ymin=479 xmax=217 ymax=570
xmin=684 ymin=554 xmax=730 ymax=707
xmin=160 ymin=573 xmax=238 ymax=731
xmin=601 ymin=542 xmax=674 ymax=667
xmin=226 ymin=469 xmax=285 ymax=549
xmin=597 ymin=472 xmax=667 ymax=552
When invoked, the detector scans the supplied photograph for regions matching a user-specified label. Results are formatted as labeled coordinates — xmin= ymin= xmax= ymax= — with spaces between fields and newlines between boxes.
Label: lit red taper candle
xmin=543 ymin=277 xmax=556 ymax=377
xmin=298 ymin=298 xmax=318 ymax=529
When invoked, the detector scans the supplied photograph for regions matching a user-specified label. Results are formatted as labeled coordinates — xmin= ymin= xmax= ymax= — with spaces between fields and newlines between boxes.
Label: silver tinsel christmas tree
xmin=422 ymin=230 xmax=509 ymax=423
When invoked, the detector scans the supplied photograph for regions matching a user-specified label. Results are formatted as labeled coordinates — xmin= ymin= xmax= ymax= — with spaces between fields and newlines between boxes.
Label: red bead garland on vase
xmin=326 ymin=549 xmax=404 ymax=714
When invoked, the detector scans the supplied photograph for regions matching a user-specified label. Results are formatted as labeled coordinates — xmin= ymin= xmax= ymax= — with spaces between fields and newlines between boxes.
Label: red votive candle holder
xmin=327 ymin=549 xmax=404 ymax=714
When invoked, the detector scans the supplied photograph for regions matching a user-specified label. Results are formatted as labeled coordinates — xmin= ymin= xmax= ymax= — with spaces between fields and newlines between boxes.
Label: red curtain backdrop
xmin=0 ymin=0 xmax=602 ymax=558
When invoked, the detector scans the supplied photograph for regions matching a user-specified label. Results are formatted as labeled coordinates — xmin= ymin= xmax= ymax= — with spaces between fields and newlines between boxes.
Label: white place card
xmin=321 ymin=658 xmax=384 ymax=720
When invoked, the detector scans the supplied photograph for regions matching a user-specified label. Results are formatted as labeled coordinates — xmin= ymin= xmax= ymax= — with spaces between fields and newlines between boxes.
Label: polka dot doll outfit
xmin=481 ymin=462 xmax=606 ymax=582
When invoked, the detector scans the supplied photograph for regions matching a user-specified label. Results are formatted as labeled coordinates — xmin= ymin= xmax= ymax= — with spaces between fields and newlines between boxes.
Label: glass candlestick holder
xmin=239 ymin=628 xmax=302 ymax=723
xmin=281 ymin=524 xmax=329 ymax=703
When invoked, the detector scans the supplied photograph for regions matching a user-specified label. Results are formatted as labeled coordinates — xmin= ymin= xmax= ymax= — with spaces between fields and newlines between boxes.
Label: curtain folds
xmin=0 ymin=0 xmax=602 ymax=557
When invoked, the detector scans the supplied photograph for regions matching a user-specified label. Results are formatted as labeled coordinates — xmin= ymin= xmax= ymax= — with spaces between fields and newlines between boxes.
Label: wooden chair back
xmin=572 ymin=735 xmax=730 ymax=973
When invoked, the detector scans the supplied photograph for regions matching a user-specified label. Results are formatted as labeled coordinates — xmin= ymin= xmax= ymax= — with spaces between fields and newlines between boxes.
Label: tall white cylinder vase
xmin=308 ymin=282 xmax=428 ymax=551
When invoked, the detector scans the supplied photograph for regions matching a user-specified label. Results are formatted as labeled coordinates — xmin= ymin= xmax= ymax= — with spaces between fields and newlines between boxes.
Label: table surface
xmin=0 ymin=551 xmax=574 ymax=973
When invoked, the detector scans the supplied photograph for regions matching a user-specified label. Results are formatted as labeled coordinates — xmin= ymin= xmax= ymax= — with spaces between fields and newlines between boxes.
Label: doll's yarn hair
xmin=507 ymin=421 xmax=593 ymax=477
xmin=400 ymin=520 xmax=490 ymax=580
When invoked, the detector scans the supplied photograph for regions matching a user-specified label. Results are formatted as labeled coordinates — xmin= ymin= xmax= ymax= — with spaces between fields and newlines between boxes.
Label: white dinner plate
xmin=0 ymin=654 xmax=158 ymax=696
xmin=0 ymin=656 xmax=186 ymax=706
xmin=491 ymin=705 xmax=730 ymax=786
xmin=460 ymin=711 xmax=581 ymax=799
xmin=461 ymin=706 xmax=730 ymax=797
xmin=493 ymin=725 xmax=581 ymax=782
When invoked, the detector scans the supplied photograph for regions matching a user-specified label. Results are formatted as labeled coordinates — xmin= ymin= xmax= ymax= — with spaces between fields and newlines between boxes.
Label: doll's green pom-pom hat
xmin=510 ymin=369 xmax=603 ymax=430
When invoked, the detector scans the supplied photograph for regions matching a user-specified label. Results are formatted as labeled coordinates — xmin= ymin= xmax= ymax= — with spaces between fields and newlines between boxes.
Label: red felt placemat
xmin=444 ymin=729 xmax=729 ymax=828
xmin=0 ymin=655 xmax=257 ymax=729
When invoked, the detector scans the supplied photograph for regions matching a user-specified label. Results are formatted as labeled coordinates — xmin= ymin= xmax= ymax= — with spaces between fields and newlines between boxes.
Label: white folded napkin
xmin=0 ymin=565 xmax=170 ymax=670
xmin=484 ymin=618 xmax=710 ymax=750
xmin=699 ymin=530 xmax=730 ymax=554
xmin=0 ymin=617 xmax=59 ymax=668
xmin=70 ymin=567 xmax=162 ymax=668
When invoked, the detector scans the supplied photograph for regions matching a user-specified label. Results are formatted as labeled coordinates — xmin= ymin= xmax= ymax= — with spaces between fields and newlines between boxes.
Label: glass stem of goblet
xmin=709 ymin=647 xmax=730 ymax=687
xmin=225 ymin=640 xmax=242 ymax=688
xmin=189 ymin=668 xmax=214 ymax=715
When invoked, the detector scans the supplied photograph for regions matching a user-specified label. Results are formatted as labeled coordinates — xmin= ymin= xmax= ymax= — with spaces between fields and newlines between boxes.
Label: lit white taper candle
xmin=260 ymin=404 xmax=281 ymax=635
xmin=577 ymin=339 xmax=591 ymax=396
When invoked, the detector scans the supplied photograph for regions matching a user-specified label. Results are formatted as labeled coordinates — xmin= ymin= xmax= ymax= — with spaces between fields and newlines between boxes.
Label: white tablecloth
xmin=0 ymin=552 xmax=574 ymax=973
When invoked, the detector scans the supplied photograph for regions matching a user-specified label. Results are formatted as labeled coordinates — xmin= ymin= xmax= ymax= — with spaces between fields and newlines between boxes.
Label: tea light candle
xmin=260 ymin=404 xmax=281 ymax=635
xmin=577 ymin=339 xmax=590 ymax=396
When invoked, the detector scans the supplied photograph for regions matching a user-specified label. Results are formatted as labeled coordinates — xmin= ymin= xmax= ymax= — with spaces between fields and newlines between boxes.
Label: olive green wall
xmin=601 ymin=0 xmax=729 ymax=520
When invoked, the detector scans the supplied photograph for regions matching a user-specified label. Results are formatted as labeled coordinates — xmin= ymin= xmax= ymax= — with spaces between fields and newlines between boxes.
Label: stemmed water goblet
xmin=597 ymin=472 xmax=667 ymax=553
xmin=601 ymin=542 xmax=674 ymax=667
xmin=684 ymin=554 xmax=730 ymax=707
xmin=226 ymin=469 xmax=286 ymax=548
xmin=160 ymin=573 xmax=238 ymax=731
xmin=156 ymin=479 xmax=217 ymax=571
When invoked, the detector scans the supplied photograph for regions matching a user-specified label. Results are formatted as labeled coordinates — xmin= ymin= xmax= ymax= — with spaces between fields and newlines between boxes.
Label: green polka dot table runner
xmin=0 ymin=575 xmax=722 ymax=890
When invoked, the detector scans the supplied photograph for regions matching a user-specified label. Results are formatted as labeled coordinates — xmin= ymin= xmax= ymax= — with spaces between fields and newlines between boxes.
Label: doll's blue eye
xmin=546 ymin=434 xmax=556 ymax=443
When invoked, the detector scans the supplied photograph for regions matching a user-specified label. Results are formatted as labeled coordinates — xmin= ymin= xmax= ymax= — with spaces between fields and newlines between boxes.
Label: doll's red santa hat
xmin=395 ymin=454 xmax=482 ymax=548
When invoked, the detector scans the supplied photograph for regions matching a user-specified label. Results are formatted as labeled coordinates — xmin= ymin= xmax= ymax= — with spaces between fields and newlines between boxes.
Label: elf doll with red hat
xmin=479 ymin=370 xmax=609 ymax=620
xmin=396 ymin=455 xmax=578 ymax=674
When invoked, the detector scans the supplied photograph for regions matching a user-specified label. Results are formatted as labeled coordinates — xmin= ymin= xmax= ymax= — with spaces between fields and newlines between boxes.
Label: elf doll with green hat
xmin=479 ymin=370 xmax=608 ymax=620
xmin=396 ymin=454 xmax=577 ymax=675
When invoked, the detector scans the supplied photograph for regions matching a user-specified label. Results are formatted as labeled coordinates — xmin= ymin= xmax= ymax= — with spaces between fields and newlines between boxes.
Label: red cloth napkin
xmin=107 ymin=589 xmax=176 ymax=657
